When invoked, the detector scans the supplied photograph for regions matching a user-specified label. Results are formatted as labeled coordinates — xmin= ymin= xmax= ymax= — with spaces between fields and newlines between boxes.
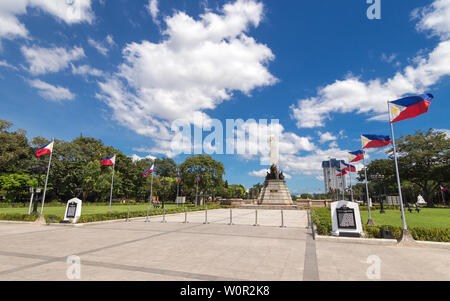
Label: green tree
xmin=179 ymin=155 xmax=225 ymax=201
xmin=0 ymin=120 xmax=32 ymax=174
xmin=395 ymin=129 xmax=449 ymax=206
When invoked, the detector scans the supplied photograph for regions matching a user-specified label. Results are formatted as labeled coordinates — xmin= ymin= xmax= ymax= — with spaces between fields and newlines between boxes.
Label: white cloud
xmin=22 ymin=46 xmax=85 ymax=75
xmin=291 ymin=40 xmax=450 ymax=128
xmin=381 ymin=53 xmax=397 ymax=64
xmin=106 ymin=34 xmax=115 ymax=47
xmin=414 ymin=0 xmax=450 ymax=40
xmin=248 ymin=169 xmax=269 ymax=178
xmin=27 ymin=79 xmax=75 ymax=101
xmin=317 ymin=131 xmax=337 ymax=143
xmin=0 ymin=60 xmax=18 ymax=70
xmin=146 ymin=0 xmax=159 ymax=24
xmin=71 ymin=64 xmax=104 ymax=77
xmin=97 ymin=0 xmax=277 ymax=146
xmin=0 ymin=0 xmax=94 ymax=40
xmin=435 ymin=128 xmax=450 ymax=137
xmin=130 ymin=154 xmax=157 ymax=162
xmin=291 ymin=0 xmax=450 ymax=128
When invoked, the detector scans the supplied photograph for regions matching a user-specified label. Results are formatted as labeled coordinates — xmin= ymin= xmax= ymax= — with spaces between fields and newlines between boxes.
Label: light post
xmin=370 ymin=173 xmax=385 ymax=214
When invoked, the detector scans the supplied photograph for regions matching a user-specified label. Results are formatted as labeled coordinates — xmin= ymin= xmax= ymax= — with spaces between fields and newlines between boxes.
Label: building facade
xmin=322 ymin=159 xmax=347 ymax=193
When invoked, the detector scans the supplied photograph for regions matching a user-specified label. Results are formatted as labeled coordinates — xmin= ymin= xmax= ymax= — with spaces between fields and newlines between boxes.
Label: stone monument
xmin=258 ymin=136 xmax=293 ymax=205
xmin=331 ymin=200 xmax=363 ymax=237
xmin=62 ymin=198 xmax=82 ymax=224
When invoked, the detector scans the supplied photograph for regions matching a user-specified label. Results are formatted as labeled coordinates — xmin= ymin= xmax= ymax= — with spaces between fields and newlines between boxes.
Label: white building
xmin=322 ymin=159 xmax=347 ymax=193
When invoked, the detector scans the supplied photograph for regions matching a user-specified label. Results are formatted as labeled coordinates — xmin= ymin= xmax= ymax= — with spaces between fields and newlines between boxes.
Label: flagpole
xmin=108 ymin=155 xmax=116 ymax=213
xmin=361 ymin=136 xmax=374 ymax=225
xmin=342 ymin=170 xmax=345 ymax=200
xmin=40 ymin=139 xmax=54 ymax=216
xmin=349 ymin=168 xmax=354 ymax=202
xmin=195 ymin=176 xmax=199 ymax=206
xmin=388 ymin=102 xmax=408 ymax=233
xmin=150 ymin=169 xmax=154 ymax=206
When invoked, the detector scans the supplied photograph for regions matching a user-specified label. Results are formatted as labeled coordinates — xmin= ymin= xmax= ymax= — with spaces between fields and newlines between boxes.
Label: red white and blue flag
xmin=178 ymin=170 xmax=181 ymax=183
xmin=441 ymin=186 xmax=448 ymax=191
xmin=349 ymin=150 xmax=364 ymax=163
xmin=361 ymin=134 xmax=392 ymax=149
xmin=389 ymin=94 xmax=433 ymax=123
xmin=336 ymin=169 xmax=347 ymax=177
xmin=197 ymin=175 xmax=201 ymax=182
xmin=35 ymin=141 xmax=54 ymax=159
xmin=342 ymin=162 xmax=356 ymax=173
xmin=143 ymin=164 xmax=154 ymax=177
xmin=101 ymin=155 xmax=116 ymax=166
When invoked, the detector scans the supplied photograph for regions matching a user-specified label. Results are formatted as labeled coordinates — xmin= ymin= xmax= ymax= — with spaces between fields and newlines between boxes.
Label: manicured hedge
xmin=0 ymin=213 xmax=63 ymax=224
xmin=77 ymin=204 xmax=229 ymax=223
xmin=310 ymin=207 xmax=450 ymax=242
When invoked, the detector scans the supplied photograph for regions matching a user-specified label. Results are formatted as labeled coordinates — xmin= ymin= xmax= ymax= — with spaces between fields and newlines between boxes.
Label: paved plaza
xmin=0 ymin=209 xmax=448 ymax=281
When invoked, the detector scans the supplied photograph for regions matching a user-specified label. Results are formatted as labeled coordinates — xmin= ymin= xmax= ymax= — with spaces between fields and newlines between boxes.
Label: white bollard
xmin=280 ymin=210 xmax=286 ymax=228
xmin=253 ymin=209 xmax=259 ymax=226
xmin=229 ymin=208 xmax=233 ymax=225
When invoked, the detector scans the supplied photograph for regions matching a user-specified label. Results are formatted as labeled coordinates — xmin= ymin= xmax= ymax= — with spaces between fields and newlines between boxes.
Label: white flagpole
xmin=108 ymin=155 xmax=116 ymax=213
xmin=150 ymin=169 xmax=154 ymax=206
xmin=349 ymin=165 xmax=354 ymax=202
xmin=388 ymin=102 xmax=408 ymax=232
xmin=40 ymin=140 xmax=54 ymax=216
xmin=361 ymin=135 xmax=374 ymax=225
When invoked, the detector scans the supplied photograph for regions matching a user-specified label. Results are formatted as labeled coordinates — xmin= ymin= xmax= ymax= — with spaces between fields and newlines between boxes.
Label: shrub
xmin=310 ymin=208 xmax=450 ymax=242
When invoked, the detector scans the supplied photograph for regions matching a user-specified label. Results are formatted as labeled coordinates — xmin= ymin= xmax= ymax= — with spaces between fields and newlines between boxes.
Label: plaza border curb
xmin=316 ymin=235 xmax=450 ymax=250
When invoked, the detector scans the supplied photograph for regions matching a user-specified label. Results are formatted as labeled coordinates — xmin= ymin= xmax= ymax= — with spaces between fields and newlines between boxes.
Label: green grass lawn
xmin=0 ymin=204 xmax=184 ymax=217
xmin=360 ymin=208 xmax=450 ymax=228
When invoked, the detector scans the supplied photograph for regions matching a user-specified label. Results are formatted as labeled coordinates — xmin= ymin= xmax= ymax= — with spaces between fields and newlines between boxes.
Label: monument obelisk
xmin=258 ymin=136 xmax=293 ymax=205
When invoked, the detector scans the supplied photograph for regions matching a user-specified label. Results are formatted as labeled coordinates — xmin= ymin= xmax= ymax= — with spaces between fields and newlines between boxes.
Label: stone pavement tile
xmin=316 ymin=240 xmax=450 ymax=281
xmin=0 ymin=255 xmax=42 ymax=275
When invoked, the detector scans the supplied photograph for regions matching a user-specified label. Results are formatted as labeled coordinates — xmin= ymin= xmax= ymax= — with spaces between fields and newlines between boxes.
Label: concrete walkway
xmin=0 ymin=209 xmax=448 ymax=281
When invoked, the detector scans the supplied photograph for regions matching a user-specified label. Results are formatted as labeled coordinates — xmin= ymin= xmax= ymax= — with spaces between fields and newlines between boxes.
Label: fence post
xmin=162 ymin=207 xmax=167 ymax=223
xmin=228 ymin=208 xmax=233 ymax=225
xmin=127 ymin=206 xmax=130 ymax=222
xmin=145 ymin=206 xmax=150 ymax=223
xmin=280 ymin=210 xmax=286 ymax=228
xmin=203 ymin=208 xmax=209 ymax=224
xmin=183 ymin=207 xmax=189 ymax=224
xmin=253 ymin=209 xmax=259 ymax=226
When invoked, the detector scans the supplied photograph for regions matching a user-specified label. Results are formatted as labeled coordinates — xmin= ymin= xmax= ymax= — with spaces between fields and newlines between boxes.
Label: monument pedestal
xmin=259 ymin=179 xmax=293 ymax=205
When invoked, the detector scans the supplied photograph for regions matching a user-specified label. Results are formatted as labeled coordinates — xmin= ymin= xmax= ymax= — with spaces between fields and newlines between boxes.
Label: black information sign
xmin=336 ymin=207 xmax=356 ymax=229
xmin=66 ymin=202 xmax=78 ymax=219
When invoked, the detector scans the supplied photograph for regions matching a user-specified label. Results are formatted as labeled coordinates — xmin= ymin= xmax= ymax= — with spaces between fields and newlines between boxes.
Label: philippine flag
xmin=178 ymin=171 xmax=181 ymax=183
xmin=441 ymin=186 xmax=448 ymax=191
xmin=197 ymin=175 xmax=201 ymax=182
xmin=101 ymin=155 xmax=116 ymax=166
xmin=36 ymin=141 xmax=54 ymax=158
xmin=336 ymin=169 xmax=347 ymax=177
xmin=389 ymin=94 xmax=433 ymax=123
xmin=349 ymin=150 xmax=364 ymax=163
xmin=143 ymin=164 xmax=154 ymax=177
xmin=342 ymin=162 xmax=356 ymax=173
xmin=361 ymin=134 xmax=392 ymax=149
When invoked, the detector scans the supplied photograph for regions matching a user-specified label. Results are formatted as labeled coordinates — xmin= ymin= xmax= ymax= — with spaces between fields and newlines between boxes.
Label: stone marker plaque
xmin=331 ymin=200 xmax=363 ymax=237
xmin=336 ymin=207 xmax=357 ymax=229
xmin=63 ymin=198 xmax=82 ymax=223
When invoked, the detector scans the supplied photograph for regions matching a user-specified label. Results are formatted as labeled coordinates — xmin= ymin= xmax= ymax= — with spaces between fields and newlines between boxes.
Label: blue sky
xmin=0 ymin=0 xmax=449 ymax=194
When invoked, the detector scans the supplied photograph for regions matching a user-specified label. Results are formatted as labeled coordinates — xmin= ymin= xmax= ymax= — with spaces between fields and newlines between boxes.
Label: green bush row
xmin=310 ymin=208 xmax=450 ymax=242
xmin=0 ymin=213 xmax=63 ymax=224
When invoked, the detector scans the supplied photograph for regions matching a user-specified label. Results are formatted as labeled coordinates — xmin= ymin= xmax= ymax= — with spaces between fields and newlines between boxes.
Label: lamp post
xmin=161 ymin=179 xmax=169 ymax=209
xmin=31 ymin=160 xmax=46 ymax=214
xmin=370 ymin=173 xmax=385 ymax=214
